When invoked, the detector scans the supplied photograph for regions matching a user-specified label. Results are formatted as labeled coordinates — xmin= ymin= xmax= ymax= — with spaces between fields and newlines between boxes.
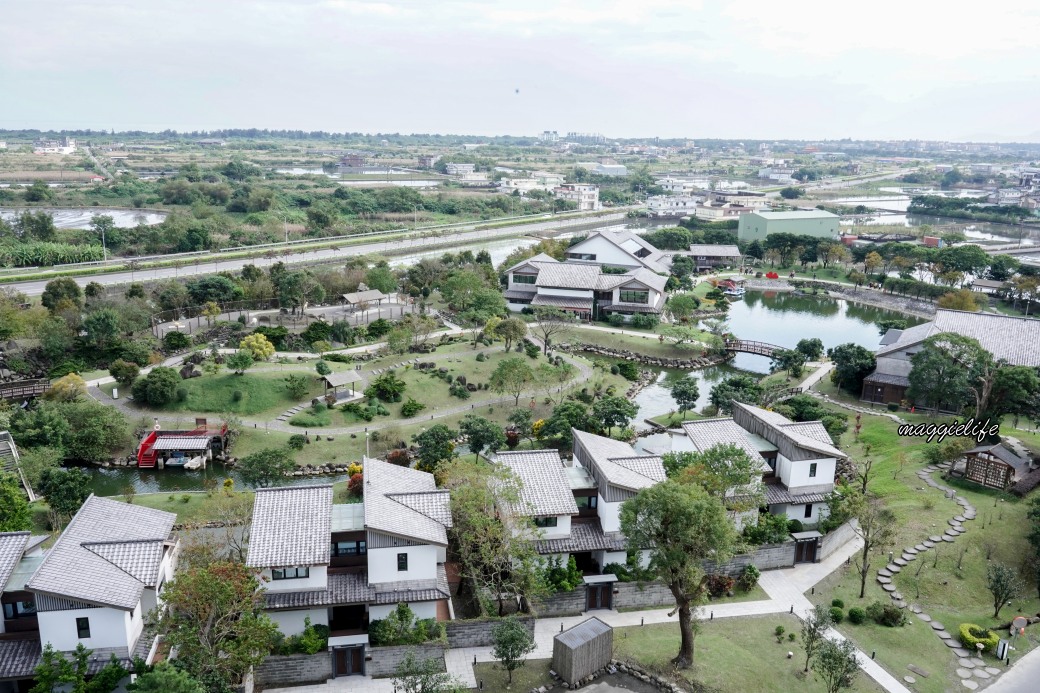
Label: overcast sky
xmin=3 ymin=0 xmax=1039 ymax=141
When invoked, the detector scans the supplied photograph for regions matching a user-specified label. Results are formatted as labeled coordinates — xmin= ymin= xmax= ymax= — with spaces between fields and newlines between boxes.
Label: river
xmin=0 ymin=207 xmax=167 ymax=229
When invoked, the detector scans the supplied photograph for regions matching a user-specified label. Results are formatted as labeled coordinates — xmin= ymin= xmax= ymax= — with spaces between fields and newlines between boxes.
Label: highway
xmin=3 ymin=211 xmax=630 ymax=296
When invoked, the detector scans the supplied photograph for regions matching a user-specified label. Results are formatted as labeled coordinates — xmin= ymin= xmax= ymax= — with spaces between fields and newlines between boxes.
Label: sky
xmin=3 ymin=0 xmax=1040 ymax=141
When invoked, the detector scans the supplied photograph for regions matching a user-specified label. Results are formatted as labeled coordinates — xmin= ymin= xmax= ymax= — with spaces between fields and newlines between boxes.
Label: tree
xmin=542 ymin=401 xmax=593 ymax=449
xmin=41 ymin=278 xmax=83 ymax=313
xmin=413 ymin=424 xmax=458 ymax=473
xmin=459 ymin=415 xmax=506 ymax=461
xmin=620 ymin=481 xmax=736 ymax=668
xmin=708 ymin=375 xmax=764 ymax=415
xmin=664 ymin=443 xmax=765 ymax=513
xmin=669 ymin=378 xmax=700 ymax=419
xmin=83 ymin=308 xmax=121 ymax=350
xmin=365 ymin=264 xmax=398 ymax=294
xmin=666 ymin=293 xmax=700 ymax=322
xmin=492 ymin=616 xmax=536 ymax=684
xmin=156 ymin=561 xmax=278 ymax=691
xmin=812 ymin=639 xmax=860 ymax=693
xmin=495 ymin=317 xmax=528 ymax=352
xmin=44 ymin=373 xmax=87 ymax=402
xmin=827 ymin=344 xmax=876 ymax=395
xmin=392 ymin=651 xmax=465 ymax=693
xmin=770 ymin=348 xmax=806 ymax=378
xmin=796 ymin=338 xmax=824 ymax=362
xmin=937 ymin=289 xmax=983 ymax=312
xmin=801 ymin=604 xmax=833 ymax=672
xmin=592 ymin=395 xmax=638 ymax=435
xmin=225 ymin=350 xmax=254 ymax=375
xmin=276 ymin=271 xmax=324 ymax=314
xmin=129 ymin=664 xmax=205 ymax=693
xmin=109 ymin=359 xmax=140 ymax=388
xmin=0 ymin=473 xmax=31 ymax=532
xmin=284 ymin=374 xmax=309 ymax=399
xmin=201 ymin=300 xmax=221 ymax=327
xmin=239 ymin=332 xmax=275 ymax=361
xmin=531 ymin=306 xmax=576 ymax=354
xmin=24 ymin=179 xmax=54 ymax=203
xmin=660 ymin=325 xmax=703 ymax=349
xmin=39 ymin=467 xmax=91 ymax=529
xmin=365 ymin=370 xmax=406 ymax=403
xmin=489 ymin=357 xmax=536 ymax=406
xmin=15 ymin=446 xmax=62 ymax=489
xmin=132 ymin=366 xmax=181 ymax=405
xmin=238 ymin=447 xmax=294 ymax=488
xmin=863 ymin=251 xmax=883 ymax=278
xmin=987 ymin=562 xmax=1022 ymax=618
xmin=849 ymin=494 xmax=896 ymax=598
xmin=315 ymin=360 xmax=332 ymax=377
xmin=62 ymin=400 xmax=130 ymax=463
xmin=31 ymin=643 xmax=127 ymax=693
xmin=779 ymin=186 xmax=804 ymax=199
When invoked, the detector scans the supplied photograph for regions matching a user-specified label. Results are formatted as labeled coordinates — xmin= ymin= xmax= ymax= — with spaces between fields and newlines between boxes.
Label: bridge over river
xmin=723 ymin=339 xmax=782 ymax=357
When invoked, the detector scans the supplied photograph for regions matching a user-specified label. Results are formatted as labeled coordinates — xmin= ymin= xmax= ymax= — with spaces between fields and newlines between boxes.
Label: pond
xmin=0 ymin=207 xmax=167 ymax=229
xmin=630 ymin=290 xmax=924 ymax=445
xmin=77 ymin=461 xmax=351 ymax=496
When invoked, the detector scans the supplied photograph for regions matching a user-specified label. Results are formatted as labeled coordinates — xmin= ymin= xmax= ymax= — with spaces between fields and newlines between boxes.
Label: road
xmin=83 ymin=146 xmax=113 ymax=180
xmin=803 ymin=169 xmax=909 ymax=192
xmin=5 ymin=212 xmax=629 ymax=296
xmin=986 ymin=639 xmax=1040 ymax=693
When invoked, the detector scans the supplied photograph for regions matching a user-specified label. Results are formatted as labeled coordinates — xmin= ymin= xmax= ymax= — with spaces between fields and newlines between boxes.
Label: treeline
xmin=641 ymin=225 xmax=738 ymax=250
xmin=908 ymin=195 xmax=1034 ymax=222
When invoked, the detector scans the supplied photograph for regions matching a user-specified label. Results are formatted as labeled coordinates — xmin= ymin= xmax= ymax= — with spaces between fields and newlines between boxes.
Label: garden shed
xmin=959 ymin=443 xmax=1032 ymax=490
xmin=553 ymin=617 xmax=613 ymax=686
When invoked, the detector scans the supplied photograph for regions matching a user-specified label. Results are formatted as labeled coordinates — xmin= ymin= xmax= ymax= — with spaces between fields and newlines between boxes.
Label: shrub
xmin=847 ymin=607 xmax=866 ymax=625
xmin=476 ymin=352 xmax=486 ymax=362
xmin=737 ymin=564 xmax=761 ymax=592
xmin=523 ymin=340 xmax=540 ymax=359
xmin=865 ymin=600 xmax=905 ymax=627
xmin=449 ymin=382 xmax=470 ymax=399
xmin=401 ymin=398 xmax=426 ymax=417
xmin=959 ymin=624 xmax=999 ymax=653
xmin=631 ymin=313 xmax=659 ymax=329
xmin=743 ymin=512 xmax=792 ymax=545
xmin=287 ymin=434 xmax=307 ymax=450
xmin=49 ymin=359 xmax=89 ymax=379
xmin=607 ymin=313 xmax=627 ymax=327
xmin=787 ymin=519 xmax=804 ymax=533
xmin=175 ymin=387 xmax=188 ymax=402
xmin=163 ymin=331 xmax=191 ymax=351
xmin=831 ymin=598 xmax=845 ymax=609
xmin=706 ymin=573 xmax=735 ymax=598
xmin=131 ymin=366 xmax=181 ymax=406
xmin=386 ymin=449 xmax=410 ymax=466
xmin=887 ymin=402 xmax=900 ymax=412
xmin=324 ymin=353 xmax=353 ymax=363
xmin=616 ymin=361 xmax=640 ymax=381
xmin=232 ymin=390 xmax=243 ymax=402
xmin=347 ymin=473 xmax=364 ymax=497
xmin=774 ymin=625 xmax=785 ymax=643
xmin=829 ymin=607 xmax=844 ymax=624
xmin=542 ymin=555 xmax=584 ymax=592
xmin=368 ymin=603 xmax=445 ymax=646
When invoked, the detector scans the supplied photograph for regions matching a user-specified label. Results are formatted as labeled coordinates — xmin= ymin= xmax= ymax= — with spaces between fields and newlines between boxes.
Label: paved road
xmin=987 ymin=642 xmax=1040 ymax=692
xmin=5 ymin=212 xmax=630 ymax=296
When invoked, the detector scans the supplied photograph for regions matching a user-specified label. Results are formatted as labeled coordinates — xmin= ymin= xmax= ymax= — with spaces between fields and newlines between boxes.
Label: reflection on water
xmin=79 ymin=462 xmax=349 ymax=495
xmin=0 ymin=207 xmax=167 ymax=229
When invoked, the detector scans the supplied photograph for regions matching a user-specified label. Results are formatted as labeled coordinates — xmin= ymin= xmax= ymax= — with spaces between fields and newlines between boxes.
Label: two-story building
xmin=247 ymin=460 xmax=452 ymax=678
xmin=503 ymin=255 xmax=667 ymax=321
xmin=563 ymin=230 xmax=671 ymax=274
xmin=554 ymin=184 xmax=601 ymax=211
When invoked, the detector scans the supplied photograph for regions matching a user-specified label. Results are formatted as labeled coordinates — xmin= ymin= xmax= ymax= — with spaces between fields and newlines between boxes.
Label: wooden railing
xmin=0 ymin=379 xmax=49 ymax=401
xmin=723 ymin=340 xmax=783 ymax=357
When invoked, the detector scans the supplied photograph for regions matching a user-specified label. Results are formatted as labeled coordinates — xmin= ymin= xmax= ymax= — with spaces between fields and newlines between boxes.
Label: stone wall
xmin=708 ymin=540 xmax=795 ymax=576
xmin=367 ymin=644 xmax=446 ymax=678
xmin=255 ymin=653 xmax=332 ymax=689
xmin=445 ymin=617 xmax=535 ymax=648
xmin=529 ymin=587 xmax=587 ymax=617
xmin=820 ymin=519 xmax=858 ymax=559
xmin=558 ymin=343 xmax=731 ymax=370
xmin=615 ymin=581 xmax=674 ymax=609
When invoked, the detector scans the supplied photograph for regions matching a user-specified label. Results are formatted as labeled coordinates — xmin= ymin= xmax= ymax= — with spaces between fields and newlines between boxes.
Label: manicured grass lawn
xmin=649 ymin=411 xmax=704 ymax=428
xmin=232 ymin=428 xmax=360 ymax=467
xmin=567 ymin=326 xmax=710 ymax=359
xmin=473 ymin=658 xmax=554 ymax=692
xmin=613 ymin=615 xmax=883 ymax=692
xmin=289 ymin=407 xmax=333 ymax=427
xmin=121 ymin=490 xmax=254 ymax=525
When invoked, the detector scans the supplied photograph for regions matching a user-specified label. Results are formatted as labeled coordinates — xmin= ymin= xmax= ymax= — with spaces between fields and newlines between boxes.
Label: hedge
xmin=958 ymin=623 xmax=999 ymax=653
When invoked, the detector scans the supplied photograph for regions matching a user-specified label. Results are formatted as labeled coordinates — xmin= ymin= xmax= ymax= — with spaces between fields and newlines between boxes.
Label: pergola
xmin=321 ymin=370 xmax=362 ymax=396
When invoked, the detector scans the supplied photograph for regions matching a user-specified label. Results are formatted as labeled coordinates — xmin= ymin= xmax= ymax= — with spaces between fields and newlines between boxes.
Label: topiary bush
xmin=287 ymin=434 xmax=307 ymax=450
xmin=163 ymin=331 xmax=192 ymax=351
xmin=847 ymin=607 xmax=866 ymax=625
xmin=959 ymin=624 xmax=999 ymax=653
xmin=831 ymin=598 xmax=845 ymax=609
xmin=788 ymin=519 xmax=804 ymax=533
xmin=829 ymin=607 xmax=844 ymax=624
xmin=865 ymin=600 xmax=905 ymax=627
xmin=607 ymin=313 xmax=627 ymax=327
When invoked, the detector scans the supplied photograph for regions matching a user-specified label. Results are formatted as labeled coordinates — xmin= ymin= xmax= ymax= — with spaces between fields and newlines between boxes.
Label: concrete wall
xmin=445 ymin=617 xmax=535 ymax=648
xmin=260 ymin=565 xmax=328 ymax=593
xmin=255 ymin=652 xmax=332 ymax=688
xmin=369 ymin=545 xmax=438 ymax=585
xmin=598 ymin=498 xmax=622 ymax=533
xmin=369 ymin=600 xmax=438 ymax=622
xmin=39 ymin=605 xmax=137 ymax=654
xmin=820 ymin=520 xmax=858 ymax=559
xmin=367 ymin=644 xmax=446 ymax=678
xmin=707 ymin=541 xmax=796 ymax=576
xmin=269 ymin=608 xmax=328 ymax=637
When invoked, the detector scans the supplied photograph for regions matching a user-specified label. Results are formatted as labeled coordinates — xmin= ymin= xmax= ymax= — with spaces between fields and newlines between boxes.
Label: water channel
xmin=0 ymin=207 xmax=167 ymax=229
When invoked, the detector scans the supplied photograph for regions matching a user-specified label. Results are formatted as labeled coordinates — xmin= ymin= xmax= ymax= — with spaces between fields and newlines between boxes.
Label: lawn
xmin=566 ymin=326 xmax=711 ymax=360
xmin=613 ymin=615 xmax=884 ymax=693
xmin=473 ymin=658 xmax=555 ymax=692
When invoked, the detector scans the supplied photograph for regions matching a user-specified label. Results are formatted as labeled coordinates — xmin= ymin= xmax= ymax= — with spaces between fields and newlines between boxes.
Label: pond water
xmin=77 ymin=462 xmax=351 ymax=496
xmin=0 ymin=207 xmax=167 ymax=229
xmin=629 ymin=290 xmax=923 ymax=440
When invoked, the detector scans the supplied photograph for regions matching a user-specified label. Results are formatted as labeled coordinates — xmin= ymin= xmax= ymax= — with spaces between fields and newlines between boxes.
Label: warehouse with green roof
xmin=737 ymin=209 xmax=841 ymax=243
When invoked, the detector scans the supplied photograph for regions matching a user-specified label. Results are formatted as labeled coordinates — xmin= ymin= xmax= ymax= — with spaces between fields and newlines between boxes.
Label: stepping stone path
xmin=894 ymin=557 xmax=908 ymax=566
xmin=891 ymin=592 xmax=903 ymax=601
xmin=985 ymin=667 xmax=1001 ymax=675
xmin=929 ymin=535 xmax=943 ymax=543
xmin=953 ymin=649 xmax=971 ymax=658
xmin=972 ymin=669 xmax=991 ymax=680
xmin=971 ymin=658 xmax=985 ymax=667
xmin=905 ymin=547 xmax=919 ymax=555
xmin=878 ymin=568 xmax=892 ymax=577
xmin=961 ymin=681 xmax=978 ymax=690
xmin=919 ymin=613 xmax=932 ymax=622
xmin=957 ymin=668 xmax=973 ymax=678
xmin=923 ymin=540 xmax=935 ymax=548
xmin=931 ymin=621 xmax=945 ymax=631
xmin=909 ymin=605 xmax=922 ymax=614
xmin=877 ymin=576 xmax=892 ymax=585
xmin=886 ymin=564 xmax=902 ymax=573
xmin=882 ymin=584 xmax=897 ymax=592
xmin=958 ymin=659 xmax=976 ymax=669
xmin=907 ymin=664 xmax=930 ymax=678
xmin=901 ymin=553 xmax=917 ymax=562
xmin=904 ymin=676 xmax=916 ymax=684
xmin=915 ymin=544 xmax=929 ymax=551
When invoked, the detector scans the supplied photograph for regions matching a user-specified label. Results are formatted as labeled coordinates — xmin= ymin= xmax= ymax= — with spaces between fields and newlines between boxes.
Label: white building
xmin=554 ymin=183 xmax=600 ymax=211
xmin=564 ymin=230 xmax=670 ymax=273
xmin=32 ymin=137 xmax=76 ymax=155
xmin=594 ymin=163 xmax=627 ymax=177
xmin=646 ymin=194 xmax=702 ymax=217
xmin=444 ymin=162 xmax=475 ymax=175
xmin=657 ymin=177 xmax=697 ymax=195
xmin=758 ymin=167 xmax=796 ymax=183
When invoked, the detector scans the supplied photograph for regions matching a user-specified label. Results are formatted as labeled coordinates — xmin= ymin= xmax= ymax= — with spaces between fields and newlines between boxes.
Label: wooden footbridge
xmin=723 ymin=340 xmax=783 ymax=357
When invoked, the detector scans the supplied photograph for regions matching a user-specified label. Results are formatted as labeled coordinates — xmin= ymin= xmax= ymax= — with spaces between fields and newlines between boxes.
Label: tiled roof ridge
xmin=255 ymin=483 xmax=333 ymax=493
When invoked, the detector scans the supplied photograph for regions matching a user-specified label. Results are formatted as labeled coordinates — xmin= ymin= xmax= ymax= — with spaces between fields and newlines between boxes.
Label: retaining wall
xmin=366 ymin=644 xmax=447 ymax=678
xmin=445 ymin=617 xmax=535 ymax=648
xmin=255 ymin=653 xmax=332 ymax=688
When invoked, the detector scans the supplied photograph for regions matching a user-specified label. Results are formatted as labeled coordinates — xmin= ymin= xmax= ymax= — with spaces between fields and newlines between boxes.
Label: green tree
xmin=10 ymin=403 xmax=70 ymax=452
xmin=494 ymin=317 xmax=528 ymax=352
xmin=156 ymin=561 xmax=278 ymax=691
xmin=492 ymin=616 xmax=536 ymax=684
xmin=812 ymin=639 xmax=860 ymax=693
xmin=795 ymin=338 xmax=824 ymax=361
xmin=669 ymin=378 xmax=700 ymax=419
xmin=392 ymin=651 xmax=465 ymax=693
xmin=276 ymin=270 xmax=324 ymax=314
xmin=987 ymin=254 xmax=1020 ymax=281
xmin=128 ymin=663 xmax=205 ymax=693
xmin=225 ymin=350 xmax=254 ymax=375
xmin=770 ymin=348 xmax=806 ymax=378
xmin=365 ymin=264 xmax=398 ymax=294
xmin=16 ymin=446 xmax=63 ymax=488
xmin=827 ymin=343 xmax=876 ymax=395
xmin=39 ymin=467 xmax=91 ymax=528
xmin=83 ymin=308 xmax=121 ymax=350
xmin=132 ymin=367 xmax=181 ymax=405
xmin=620 ymin=481 xmax=736 ymax=668
xmin=24 ymin=180 xmax=54 ymax=203
xmin=413 ymin=424 xmax=458 ymax=473
xmin=708 ymin=375 xmax=764 ymax=414
xmin=542 ymin=401 xmax=593 ymax=449
xmin=315 ymin=360 xmax=332 ymax=377
xmin=0 ymin=473 xmax=31 ymax=531
xmin=779 ymin=186 xmax=804 ymax=199
xmin=239 ymin=332 xmax=275 ymax=361
xmin=283 ymin=374 xmax=309 ymax=400
xmin=238 ymin=448 xmax=294 ymax=488
xmin=109 ymin=359 xmax=140 ymax=388
xmin=365 ymin=370 xmax=407 ymax=403
xmin=664 ymin=443 xmax=765 ymax=514
xmin=592 ymin=395 xmax=638 ymax=435
xmin=44 ymin=373 xmax=87 ymax=403
xmin=907 ymin=337 xmax=972 ymax=413
xmin=987 ymin=563 xmax=1022 ymax=619
xmin=801 ymin=603 xmax=833 ymax=673
xmin=531 ymin=306 xmax=576 ymax=354
xmin=31 ymin=643 xmax=127 ymax=693
xmin=489 ymin=357 xmax=536 ymax=406
xmin=41 ymin=278 xmax=83 ymax=313
xmin=848 ymin=493 xmax=896 ymax=598
xmin=459 ymin=415 xmax=506 ymax=461
xmin=666 ymin=293 xmax=700 ymax=322
xmin=62 ymin=400 xmax=131 ymax=463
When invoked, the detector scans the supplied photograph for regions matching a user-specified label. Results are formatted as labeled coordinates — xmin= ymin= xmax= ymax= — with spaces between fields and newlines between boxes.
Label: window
xmin=512 ymin=274 xmax=536 ymax=284
xmin=809 ymin=463 xmax=817 ymax=478
xmin=804 ymin=504 xmax=813 ymax=519
xmin=332 ymin=540 xmax=367 ymax=557
xmin=3 ymin=601 xmax=36 ymax=619
xmin=76 ymin=617 xmax=90 ymax=639
xmin=533 ymin=516 xmax=559 ymax=528
xmin=272 ymin=567 xmax=310 ymax=580
xmin=397 ymin=553 xmax=408 ymax=571
xmin=575 ymin=496 xmax=597 ymax=510
xmin=618 ymin=290 xmax=649 ymax=304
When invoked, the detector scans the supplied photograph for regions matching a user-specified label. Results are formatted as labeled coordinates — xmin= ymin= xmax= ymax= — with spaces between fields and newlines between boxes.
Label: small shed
xmin=962 ymin=443 xmax=1032 ymax=490
xmin=341 ymin=289 xmax=388 ymax=308
xmin=552 ymin=617 xmax=613 ymax=686
xmin=321 ymin=370 xmax=362 ymax=396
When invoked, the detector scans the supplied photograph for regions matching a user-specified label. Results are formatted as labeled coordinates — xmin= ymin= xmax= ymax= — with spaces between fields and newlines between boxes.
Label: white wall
xmin=567 ymin=238 xmax=639 ymax=268
xmin=269 ymin=608 xmax=328 ymax=637
xmin=535 ymin=514 xmax=571 ymax=540
xmin=539 ymin=287 xmax=594 ymax=299
xmin=38 ymin=606 xmax=134 ymax=653
xmin=368 ymin=545 xmax=438 ymax=585
xmin=772 ymin=501 xmax=827 ymax=524
xmin=369 ymin=600 xmax=438 ymax=621
xmin=782 ymin=455 xmax=836 ymax=492
xmin=598 ymin=497 xmax=622 ymax=533
xmin=260 ymin=565 xmax=328 ymax=593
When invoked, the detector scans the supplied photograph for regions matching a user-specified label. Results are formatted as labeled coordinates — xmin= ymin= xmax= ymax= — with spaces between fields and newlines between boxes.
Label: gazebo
xmin=320 ymin=370 xmax=362 ymax=397
xmin=341 ymin=289 xmax=388 ymax=309
xmin=960 ymin=443 xmax=1032 ymax=490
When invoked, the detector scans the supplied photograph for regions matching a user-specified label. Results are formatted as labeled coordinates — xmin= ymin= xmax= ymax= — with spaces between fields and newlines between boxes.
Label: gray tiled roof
xmin=503 ymin=288 xmax=537 ymax=300
xmin=781 ymin=422 xmax=835 ymax=447
xmin=246 ymin=485 xmax=333 ymax=569
xmin=265 ymin=571 xmax=375 ymax=610
xmin=681 ymin=419 xmax=771 ymax=471
xmin=556 ymin=617 xmax=611 ymax=648
xmin=494 ymin=450 xmax=579 ymax=517
xmin=878 ymin=328 xmax=904 ymax=346
xmin=506 ymin=253 xmax=557 ymax=273
xmin=26 ymin=495 xmax=175 ymax=611
xmin=876 ymin=310 xmax=1040 ymax=366
xmin=732 ymin=402 xmax=845 ymax=460
xmin=0 ymin=638 xmax=42 ymax=680
xmin=533 ymin=262 xmax=602 ymax=290
xmin=534 ymin=521 xmax=627 ymax=554
xmin=84 ymin=540 xmax=166 ymax=586
xmin=364 ymin=458 xmax=450 ymax=546
xmin=621 ymin=268 xmax=668 ymax=293
xmin=863 ymin=371 xmax=910 ymax=387
xmin=372 ymin=565 xmax=450 ymax=604
xmin=764 ymin=485 xmax=831 ymax=505
xmin=966 ymin=444 xmax=1031 ymax=471
xmin=688 ymin=244 xmax=742 ymax=257
xmin=573 ymin=429 xmax=665 ymax=491
xmin=531 ymin=295 xmax=593 ymax=310
xmin=0 ymin=532 xmax=30 ymax=593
